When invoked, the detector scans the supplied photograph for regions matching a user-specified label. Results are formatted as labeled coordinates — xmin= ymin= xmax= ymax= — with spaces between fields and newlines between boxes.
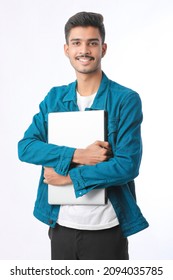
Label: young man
xmin=18 ymin=12 xmax=149 ymax=260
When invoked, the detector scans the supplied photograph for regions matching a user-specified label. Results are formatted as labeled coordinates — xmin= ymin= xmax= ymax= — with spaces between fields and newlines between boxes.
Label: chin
xmin=76 ymin=68 xmax=99 ymax=75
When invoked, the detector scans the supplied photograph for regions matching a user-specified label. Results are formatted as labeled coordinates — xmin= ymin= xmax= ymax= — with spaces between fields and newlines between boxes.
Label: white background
xmin=0 ymin=0 xmax=173 ymax=260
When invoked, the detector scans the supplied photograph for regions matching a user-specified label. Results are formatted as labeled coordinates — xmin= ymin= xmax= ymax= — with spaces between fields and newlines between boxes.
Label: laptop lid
xmin=48 ymin=110 xmax=107 ymax=205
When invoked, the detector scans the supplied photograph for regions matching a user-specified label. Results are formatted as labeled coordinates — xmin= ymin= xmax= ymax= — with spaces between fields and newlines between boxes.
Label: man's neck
xmin=76 ymin=71 xmax=102 ymax=96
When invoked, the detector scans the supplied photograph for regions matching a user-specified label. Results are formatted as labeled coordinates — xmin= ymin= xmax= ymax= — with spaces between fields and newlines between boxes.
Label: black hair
xmin=65 ymin=11 xmax=105 ymax=44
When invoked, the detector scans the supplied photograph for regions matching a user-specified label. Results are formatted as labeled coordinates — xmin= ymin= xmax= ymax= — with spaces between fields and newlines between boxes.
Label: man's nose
xmin=79 ymin=43 xmax=91 ymax=55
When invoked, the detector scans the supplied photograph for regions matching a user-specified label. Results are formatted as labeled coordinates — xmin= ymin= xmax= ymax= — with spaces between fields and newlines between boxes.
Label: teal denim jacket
xmin=18 ymin=72 xmax=149 ymax=237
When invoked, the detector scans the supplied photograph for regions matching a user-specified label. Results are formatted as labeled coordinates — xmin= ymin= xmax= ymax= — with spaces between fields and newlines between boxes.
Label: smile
xmin=76 ymin=55 xmax=94 ymax=62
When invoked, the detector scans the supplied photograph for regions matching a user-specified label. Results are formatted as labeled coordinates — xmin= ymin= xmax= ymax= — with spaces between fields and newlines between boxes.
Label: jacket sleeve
xmin=69 ymin=92 xmax=143 ymax=198
xmin=18 ymin=92 xmax=75 ymax=176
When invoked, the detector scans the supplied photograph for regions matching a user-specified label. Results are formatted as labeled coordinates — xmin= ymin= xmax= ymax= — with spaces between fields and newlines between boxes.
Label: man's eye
xmin=89 ymin=41 xmax=98 ymax=46
xmin=72 ymin=42 xmax=80 ymax=46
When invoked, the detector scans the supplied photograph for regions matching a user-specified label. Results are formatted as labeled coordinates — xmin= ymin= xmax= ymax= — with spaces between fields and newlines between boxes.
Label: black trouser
xmin=49 ymin=224 xmax=129 ymax=260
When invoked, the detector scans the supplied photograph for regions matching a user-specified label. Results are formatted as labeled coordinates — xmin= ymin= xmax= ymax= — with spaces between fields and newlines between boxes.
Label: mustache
xmin=76 ymin=55 xmax=94 ymax=60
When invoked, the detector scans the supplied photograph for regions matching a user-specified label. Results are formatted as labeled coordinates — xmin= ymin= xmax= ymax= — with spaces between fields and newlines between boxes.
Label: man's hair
xmin=65 ymin=12 xmax=105 ymax=44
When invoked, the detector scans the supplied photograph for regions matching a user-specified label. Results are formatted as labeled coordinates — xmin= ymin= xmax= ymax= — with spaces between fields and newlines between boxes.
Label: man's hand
xmin=72 ymin=140 xmax=112 ymax=165
xmin=43 ymin=167 xmax=72 ymax=186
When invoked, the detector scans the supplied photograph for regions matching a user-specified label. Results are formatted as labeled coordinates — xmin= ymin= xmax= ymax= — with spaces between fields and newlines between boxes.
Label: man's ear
xmin=102 ymin=43 xmax=107 ymax=58
xmin=64 ymin=44 xmax=69 ymax=57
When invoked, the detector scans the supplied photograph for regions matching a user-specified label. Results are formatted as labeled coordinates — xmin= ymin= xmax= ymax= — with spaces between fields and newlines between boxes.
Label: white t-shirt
xmin=57 ymin=92 xmax=119 ymax=230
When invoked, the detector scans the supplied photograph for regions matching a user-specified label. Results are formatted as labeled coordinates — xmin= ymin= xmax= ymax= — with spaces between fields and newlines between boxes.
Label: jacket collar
xmin=63 ymin=72 xmax=110 ymax=110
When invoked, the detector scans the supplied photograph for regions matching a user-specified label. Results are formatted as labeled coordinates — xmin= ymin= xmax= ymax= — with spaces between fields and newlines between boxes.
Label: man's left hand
xmin=43 ymin=167 xmax=72 ymax=186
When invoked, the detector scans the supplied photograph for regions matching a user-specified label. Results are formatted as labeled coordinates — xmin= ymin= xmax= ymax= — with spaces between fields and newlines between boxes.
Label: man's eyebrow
xmin=70 ymin=38 xmax=80 ymax=42
xmin=88 ymin=38 xmax=100 ymax=42
xmin=70 ymin=38 xmax=100 ymax=42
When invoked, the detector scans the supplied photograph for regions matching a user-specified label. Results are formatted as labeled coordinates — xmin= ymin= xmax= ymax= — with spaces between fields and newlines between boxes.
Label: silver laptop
xmin=48 ymin=110 xmax=107 ymax=205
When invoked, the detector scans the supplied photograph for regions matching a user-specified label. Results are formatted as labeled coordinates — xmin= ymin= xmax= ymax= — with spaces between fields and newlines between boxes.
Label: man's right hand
xmin=72 ymin=140 xmax=112 ymax=165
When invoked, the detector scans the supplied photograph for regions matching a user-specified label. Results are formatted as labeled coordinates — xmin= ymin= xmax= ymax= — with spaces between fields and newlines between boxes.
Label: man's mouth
xmin=76 ymin=55 xmax=94 ymax=62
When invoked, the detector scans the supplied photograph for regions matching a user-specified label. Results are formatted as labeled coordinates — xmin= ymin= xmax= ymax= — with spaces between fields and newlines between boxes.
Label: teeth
xmin=79 ymin=58 xmax=90 ymax=62
xmin=77 ymin=57 xmax=93 ymax=62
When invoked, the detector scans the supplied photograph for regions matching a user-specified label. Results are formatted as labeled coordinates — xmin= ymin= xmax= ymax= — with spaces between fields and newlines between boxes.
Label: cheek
xmin=66 ymin=50 xmax=76 ymax=59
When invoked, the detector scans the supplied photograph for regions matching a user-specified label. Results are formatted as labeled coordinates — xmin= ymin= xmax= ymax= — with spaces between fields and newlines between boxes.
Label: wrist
xmin=72 ymin=149 xmax=85 ymax=164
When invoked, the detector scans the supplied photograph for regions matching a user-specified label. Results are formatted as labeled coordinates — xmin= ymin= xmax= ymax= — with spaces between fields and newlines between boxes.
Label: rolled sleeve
xmin=69 ymin=167 xmax=87 ymax=197
xmin=54 ymin=147 xmax=75 ymax=176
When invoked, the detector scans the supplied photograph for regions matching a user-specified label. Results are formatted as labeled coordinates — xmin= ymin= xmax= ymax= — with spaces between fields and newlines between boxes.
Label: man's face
xmin=64 ymin=26 xmax=107 ymax=75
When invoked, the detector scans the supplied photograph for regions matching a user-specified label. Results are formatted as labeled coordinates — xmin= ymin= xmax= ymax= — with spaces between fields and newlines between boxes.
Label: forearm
xmin=43 ymin=167 xmax=72 ymax=185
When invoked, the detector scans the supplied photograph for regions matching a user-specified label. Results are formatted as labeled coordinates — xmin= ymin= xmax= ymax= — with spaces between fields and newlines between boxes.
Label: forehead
xmin=68 ymin=26 xmax=102 ymax=41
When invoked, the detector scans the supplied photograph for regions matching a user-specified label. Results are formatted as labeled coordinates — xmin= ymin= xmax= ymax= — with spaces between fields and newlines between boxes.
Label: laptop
xmin=48 ymin=110 xmax=107 ymax=205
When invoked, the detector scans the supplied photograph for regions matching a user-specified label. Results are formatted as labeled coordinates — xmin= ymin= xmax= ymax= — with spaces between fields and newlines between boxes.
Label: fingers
xmin=84 ymin=140 xmax=113 ymax=164
xmin=43 ymin=167 xmax=54 ymax=184
xmin=99 ymin=147 xmax=113 ymax=161
xmin=43 ymin=167 xmax=54 ymax=176
xmin=94 ymin=141 xmax=113 ymax=157
xmin=94 ymin=140 xmax=111 ymax=150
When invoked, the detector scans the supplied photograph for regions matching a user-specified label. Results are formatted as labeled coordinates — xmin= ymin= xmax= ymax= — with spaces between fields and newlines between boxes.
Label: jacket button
xmin=48 ymin=219 xmax=53 ymax=225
